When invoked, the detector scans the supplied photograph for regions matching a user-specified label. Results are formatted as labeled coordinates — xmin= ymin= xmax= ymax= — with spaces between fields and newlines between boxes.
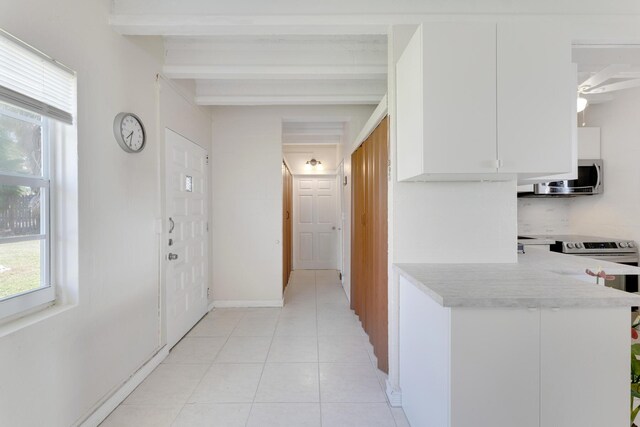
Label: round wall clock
xmin=113 ymin=112 xmax=146 ymax=153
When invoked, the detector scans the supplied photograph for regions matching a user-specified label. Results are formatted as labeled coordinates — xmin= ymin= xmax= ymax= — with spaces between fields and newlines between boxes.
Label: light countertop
xmin=517 ymin=236 xmax=555 ymax=245
xmin=395 ymin=247 xmax=640 ymax=308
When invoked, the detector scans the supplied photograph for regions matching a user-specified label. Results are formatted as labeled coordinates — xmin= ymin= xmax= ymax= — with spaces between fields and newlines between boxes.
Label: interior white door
xmin=294 ymin=176 xmax=338 ymax=270
xmin=165 ymin=128 xmax=209 ymax=349
xmin=336 ymin=162 xmax=344 ymax=276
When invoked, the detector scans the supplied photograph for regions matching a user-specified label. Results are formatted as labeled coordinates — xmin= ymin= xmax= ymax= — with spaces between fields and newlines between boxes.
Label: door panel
xmin=282 ymin=162 xmax=293 ymax=289
xmin=294 ymin=176 xmax=338 ymax=270
xmin=317 ymin=194 xmax=335 ymax=224
xmin=165 ymin=129 xmax=209 ymax=349
xmin=299 ymin=196 xmax=313 ymax=223
xmin=350 ymin=117 xmax=389 ymax=372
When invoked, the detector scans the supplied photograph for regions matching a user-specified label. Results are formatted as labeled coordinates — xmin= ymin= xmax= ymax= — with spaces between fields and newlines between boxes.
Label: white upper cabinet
xmin=497 ymin=21 xmax=573 ymax=177
xmin=396 ymin=22 xmax=497 ymax=181
xmin=396 ymin=21 xmax=573 ymax=182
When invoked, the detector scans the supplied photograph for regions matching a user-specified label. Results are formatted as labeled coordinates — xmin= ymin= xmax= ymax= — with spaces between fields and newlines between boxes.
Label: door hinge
xmin=206 ymin=222 xmax=209 ymax=232
xmin=388 ymin=159 xmax=392 ymax=181
xmin=207 ymin=288 xmax=211 ymax=298
xmin=206 ymin=155 xmax=209 ymax=165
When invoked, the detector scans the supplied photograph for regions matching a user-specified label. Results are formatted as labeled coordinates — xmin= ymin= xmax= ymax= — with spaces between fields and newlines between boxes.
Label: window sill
xmin=0 ymin=301 xmax=77 ymax=338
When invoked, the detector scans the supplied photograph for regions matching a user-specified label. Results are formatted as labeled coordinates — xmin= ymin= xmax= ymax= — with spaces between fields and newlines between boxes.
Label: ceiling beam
xmin=195 ymin=95 xmax=382 ymax=106
xmin=583 ymin=78 xmax=640 ymax=94
xmin=578 ymin=64 xmax=630 ymax=91
xmin=163 ymin=65 xmax=387 ymax=80
xmin=109 ymin=14 xmax=391 ymax=36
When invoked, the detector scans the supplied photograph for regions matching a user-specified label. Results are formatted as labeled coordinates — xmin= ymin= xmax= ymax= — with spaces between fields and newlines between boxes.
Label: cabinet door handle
xmin=168 ymin=217 xmax=175 ymax=234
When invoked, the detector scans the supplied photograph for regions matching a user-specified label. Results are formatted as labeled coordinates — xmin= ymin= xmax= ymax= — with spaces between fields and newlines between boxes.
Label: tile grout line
xmin=244 ymin=292 xmax=281 ymax=426
xmin=178 ymin=309 xmax=247 ymax=423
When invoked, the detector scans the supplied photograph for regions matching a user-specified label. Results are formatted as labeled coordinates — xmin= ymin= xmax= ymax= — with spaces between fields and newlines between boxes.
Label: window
xmin=0 ymin=29 xmax=75 ymax=320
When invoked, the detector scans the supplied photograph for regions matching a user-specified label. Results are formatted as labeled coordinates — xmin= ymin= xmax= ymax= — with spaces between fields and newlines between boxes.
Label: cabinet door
xmin=540 ymin=308 xmax=628 ymax=427
xmin=497 ymin=21 xmax=573 ymax=176
xmin=451 ymin=308 xmax=540 ymax=427
xmin=396 ymin=22 xmax=498 ymax=180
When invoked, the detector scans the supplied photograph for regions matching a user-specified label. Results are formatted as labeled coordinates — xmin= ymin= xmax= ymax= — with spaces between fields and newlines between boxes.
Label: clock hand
xmin=127 ymin=131 xmax=134 ymax=141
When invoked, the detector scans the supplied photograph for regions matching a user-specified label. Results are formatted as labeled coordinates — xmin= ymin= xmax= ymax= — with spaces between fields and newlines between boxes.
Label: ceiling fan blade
xmin=584 ymin=78 xmax=640 ymax=94
xmin=578 ymin=64 xmax=630 ymax=92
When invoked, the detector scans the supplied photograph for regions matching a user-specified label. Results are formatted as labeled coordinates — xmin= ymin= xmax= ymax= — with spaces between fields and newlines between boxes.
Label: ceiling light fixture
xmin=306 ymin=158 xmax=322 ymax=170
xmin=577 ymin=96 xmax=588 ymax=113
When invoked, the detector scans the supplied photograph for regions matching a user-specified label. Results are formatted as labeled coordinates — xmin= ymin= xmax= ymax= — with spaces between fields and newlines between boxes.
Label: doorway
xmin=164 ymin=128 xmax=209 ymax=349
xmin=293 ymin=175 xmax=339 ymax=270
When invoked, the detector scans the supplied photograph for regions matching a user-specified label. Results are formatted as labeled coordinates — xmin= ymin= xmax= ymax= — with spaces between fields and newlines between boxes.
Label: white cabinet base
xmin=399 ymin=276 xmax=629 ymax=427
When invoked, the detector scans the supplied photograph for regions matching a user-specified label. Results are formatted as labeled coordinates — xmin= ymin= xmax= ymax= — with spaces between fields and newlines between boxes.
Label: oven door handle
xmin=594 ymin=161 xmax=602 ymax=191
xmin=576 ymin=254 xmax=639 ymax=264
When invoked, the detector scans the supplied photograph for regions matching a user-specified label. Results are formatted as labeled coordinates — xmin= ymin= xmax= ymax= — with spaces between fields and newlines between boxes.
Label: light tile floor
xmin=102 ymin=270 xmax=410 ymax=427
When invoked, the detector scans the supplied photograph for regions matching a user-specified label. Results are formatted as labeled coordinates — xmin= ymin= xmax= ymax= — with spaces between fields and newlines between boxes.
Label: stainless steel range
xmin=548 ymin=235 xmax=639 ymax=292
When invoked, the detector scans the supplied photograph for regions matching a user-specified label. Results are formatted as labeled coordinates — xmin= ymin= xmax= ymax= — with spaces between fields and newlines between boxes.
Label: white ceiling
xmin=573 ymin=46 xmax=640 ymax=105
xmin=161 ymin=35 xmax=387 ymax=106
xmin=283 ymin=144 xmax=339 ymax=175
xmin=282 ymin=119 xmax=347 ymax=173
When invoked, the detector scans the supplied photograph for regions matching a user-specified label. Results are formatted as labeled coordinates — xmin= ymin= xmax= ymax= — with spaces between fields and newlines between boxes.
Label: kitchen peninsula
xmin=396 ymin=247 xmax=640 ymax=427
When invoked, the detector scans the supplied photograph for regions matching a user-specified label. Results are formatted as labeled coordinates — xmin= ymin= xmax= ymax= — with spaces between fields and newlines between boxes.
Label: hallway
xmin=102 ymin=270 xmax=409 ymax=427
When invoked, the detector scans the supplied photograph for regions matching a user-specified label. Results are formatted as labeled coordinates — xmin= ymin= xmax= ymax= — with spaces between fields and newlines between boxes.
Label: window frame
xmin=0 ymin=103 xmax=54 ymax=320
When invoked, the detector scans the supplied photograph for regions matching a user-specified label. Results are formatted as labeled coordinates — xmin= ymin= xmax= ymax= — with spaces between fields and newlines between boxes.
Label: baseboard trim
xmin=212 ymin=299 xmax=284 ymax=308
xmin=207 ymin=300 xmax=215 ymax=312
xmin=78 ymin=346 xmax=169 ymax=427
xmin=386 ymin=379 xmax=403 ymax=407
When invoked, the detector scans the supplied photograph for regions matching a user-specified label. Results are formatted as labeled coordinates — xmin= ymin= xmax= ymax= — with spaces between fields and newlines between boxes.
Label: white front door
xmin=165 ymin=128 xmax=209 ymax=348
xmin=293 ymin=176 xmax=338 ymax=270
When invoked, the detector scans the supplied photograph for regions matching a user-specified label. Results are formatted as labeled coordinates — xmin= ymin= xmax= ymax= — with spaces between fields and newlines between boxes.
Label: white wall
xmin=517 ymin=88 xmax=640 ymax=241
xmin=0 ymin=1 xmax=211 ymax=426
xmin=283 ymin=144 xmax=338 ymax=175
xmin=210 ymin=105 xmax=372 ymax=305
xmin=570 ymin=89 xmax=640 ymax=241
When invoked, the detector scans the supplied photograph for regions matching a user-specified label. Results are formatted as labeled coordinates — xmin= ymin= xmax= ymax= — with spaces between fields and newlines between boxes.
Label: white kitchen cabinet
xmin=399 ymin=275 xmax=630 ymax=427
xmin=517 ymin=126 xmax=600 ymax=185
xmin=577 ymin=126 xmax=601 ymax=159
xmin=396 ymin=21 xmax=573 ymax=182
xmin=497 ymin=21 xmax=573 ymax=178
xmin=396 ymin=22 xmax=497 ymax=181
xmin=540 ymin=307 xmax=628 ymax=427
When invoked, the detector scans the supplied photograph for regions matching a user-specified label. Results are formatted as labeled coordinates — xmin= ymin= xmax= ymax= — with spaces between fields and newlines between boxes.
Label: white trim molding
xmin=386 ymin=379 xmax=403 ymax=407
xmin=78 ymin=346 xmax=169 ymax=427
xmin=212 ymin=299 xmax=284 ymax=308
xmin=351 ymin=94 xmax=388 ymax=152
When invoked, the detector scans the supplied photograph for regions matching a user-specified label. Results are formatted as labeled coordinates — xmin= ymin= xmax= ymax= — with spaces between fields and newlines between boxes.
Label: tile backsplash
xmin=517 ymin=198 xmax=571 ymax=236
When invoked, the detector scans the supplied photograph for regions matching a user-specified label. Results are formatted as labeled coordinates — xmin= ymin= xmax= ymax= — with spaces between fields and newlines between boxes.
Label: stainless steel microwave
xmin=533 ymin=159 xmax=603 ymax=196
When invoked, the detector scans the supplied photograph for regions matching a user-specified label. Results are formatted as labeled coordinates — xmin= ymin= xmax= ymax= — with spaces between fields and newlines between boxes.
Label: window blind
xmin=0 ymin=29 xmax=75 ymax=124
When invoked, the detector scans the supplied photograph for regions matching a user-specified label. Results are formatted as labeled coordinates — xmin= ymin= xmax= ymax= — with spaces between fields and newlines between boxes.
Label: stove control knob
xmin=567 ymin=243 xmax=575 ymax=249
xmin=629 ymin=242 xmax=635 ymax=248
xmin=575 ymin=243 xmax=584 ymax=249
xmin=619 ymin=242 xmax=628 ymax=248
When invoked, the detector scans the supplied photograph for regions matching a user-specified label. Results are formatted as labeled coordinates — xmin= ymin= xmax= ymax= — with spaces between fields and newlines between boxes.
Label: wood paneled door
xmin=282 ymin=161 xmax=293 ymax=290
xmin=351 ymin=117 xmax=389 ymax=372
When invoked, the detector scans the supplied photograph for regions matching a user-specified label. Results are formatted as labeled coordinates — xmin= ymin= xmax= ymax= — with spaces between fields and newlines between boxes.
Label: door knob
xmin=168 ymin=253 xmax=178 ymax=261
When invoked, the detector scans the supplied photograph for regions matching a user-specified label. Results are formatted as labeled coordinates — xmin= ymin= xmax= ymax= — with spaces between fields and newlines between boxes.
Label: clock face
xmin=113 ymin=112 xmax=146 ymax=153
